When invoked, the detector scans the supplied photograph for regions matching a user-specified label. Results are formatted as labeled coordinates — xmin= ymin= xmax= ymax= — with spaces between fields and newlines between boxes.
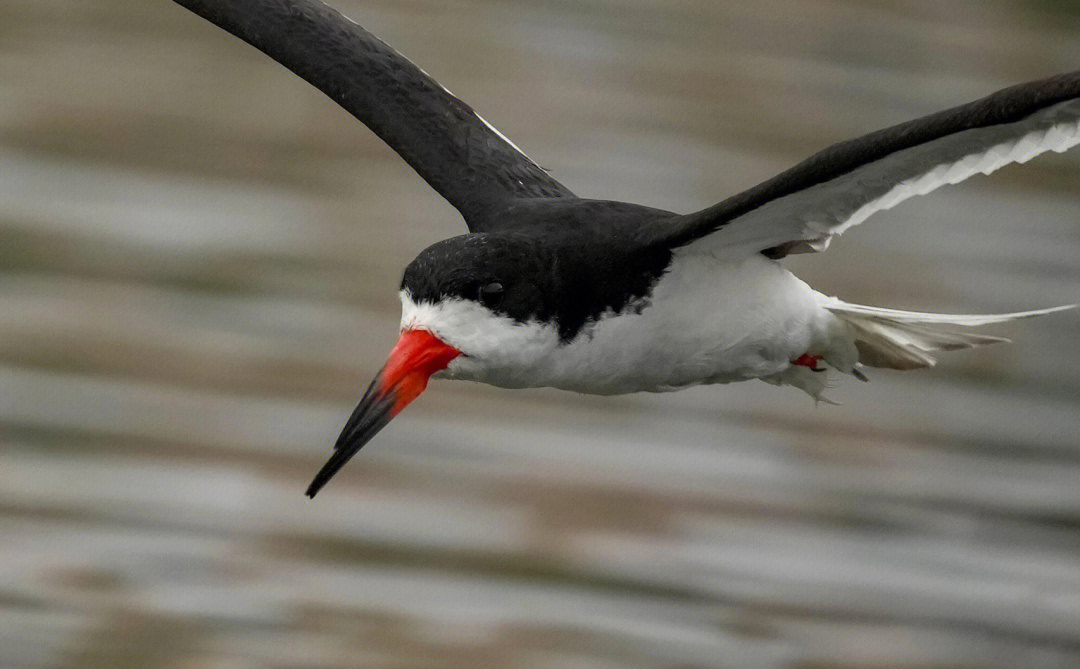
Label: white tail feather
xmin=824 ymin=299 xmax=1074 ymax=370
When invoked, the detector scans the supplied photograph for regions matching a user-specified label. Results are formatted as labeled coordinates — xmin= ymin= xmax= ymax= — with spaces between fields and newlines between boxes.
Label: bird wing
xmin=173 ymin=0 xmax=575 ymax=231
xmin=650 ymin=72 xmax=1080 ymax=257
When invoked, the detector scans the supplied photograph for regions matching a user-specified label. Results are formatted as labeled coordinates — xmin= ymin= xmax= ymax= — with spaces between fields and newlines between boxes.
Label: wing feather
xmin=651 ymin=72 xmax=1080 ymax=256
xmin=172 ymin=0 xmax=575 ymax=230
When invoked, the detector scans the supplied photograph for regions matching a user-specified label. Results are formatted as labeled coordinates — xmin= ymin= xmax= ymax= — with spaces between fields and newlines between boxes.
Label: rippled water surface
xmin=3 ymin=1 xmax=1080 ymax=667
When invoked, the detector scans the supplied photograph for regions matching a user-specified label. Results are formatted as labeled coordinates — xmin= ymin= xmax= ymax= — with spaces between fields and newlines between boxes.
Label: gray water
xmin=3 ymin=1 xmax=1080 ymax=667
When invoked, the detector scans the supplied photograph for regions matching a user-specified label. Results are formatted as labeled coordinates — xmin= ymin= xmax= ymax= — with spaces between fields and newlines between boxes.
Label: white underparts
xmin=400 ymin=255 xmax=836 ymax=396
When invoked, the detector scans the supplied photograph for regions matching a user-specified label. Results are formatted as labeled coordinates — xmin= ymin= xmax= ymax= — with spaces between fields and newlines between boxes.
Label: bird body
xmin=421 ymin=250 xmax=831 ymax=396
xmin=170 ymin=0 xmax=1079 ymax=496
xmin=410 ymin=239 xmax=1067 ymax=400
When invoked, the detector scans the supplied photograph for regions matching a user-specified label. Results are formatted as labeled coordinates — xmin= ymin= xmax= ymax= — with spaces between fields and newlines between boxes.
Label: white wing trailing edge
xmin=690 ymin=98 xmax=1080 ymax=256
xmin=647 ymin=72 xmax=1080 ymax=258
xmin=828 ymin=103 xmax=1080 ymax=237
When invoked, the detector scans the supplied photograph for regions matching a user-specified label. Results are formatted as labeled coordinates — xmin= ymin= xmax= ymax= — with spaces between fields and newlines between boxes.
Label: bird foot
xmin=792 ymin=353 xmax=824 ymax=371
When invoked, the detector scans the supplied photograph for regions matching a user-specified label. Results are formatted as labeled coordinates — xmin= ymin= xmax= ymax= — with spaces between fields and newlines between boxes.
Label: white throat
xmin=399 ymin=291 xmax=562 ymax=388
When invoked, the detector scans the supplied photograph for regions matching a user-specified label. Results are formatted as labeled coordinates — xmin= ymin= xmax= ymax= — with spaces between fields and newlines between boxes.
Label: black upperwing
xmin=645 ymin=71 xmax=1080 ymax=257
xmin=172 ymin=0 xmax=575 ymax=230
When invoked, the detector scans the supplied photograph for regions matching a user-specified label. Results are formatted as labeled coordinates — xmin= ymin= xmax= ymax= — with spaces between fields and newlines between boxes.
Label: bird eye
xmin=478 ymin=281 xmax=504 ymax=308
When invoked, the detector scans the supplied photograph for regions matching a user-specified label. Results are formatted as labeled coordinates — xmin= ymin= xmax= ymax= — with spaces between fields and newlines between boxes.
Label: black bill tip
xmin=306 ymin=377 xmax=395 ymax=498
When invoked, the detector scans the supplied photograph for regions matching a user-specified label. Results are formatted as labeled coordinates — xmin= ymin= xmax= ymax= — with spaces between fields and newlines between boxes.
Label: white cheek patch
xmin=399 ymin=291 xmax=560 ymax=381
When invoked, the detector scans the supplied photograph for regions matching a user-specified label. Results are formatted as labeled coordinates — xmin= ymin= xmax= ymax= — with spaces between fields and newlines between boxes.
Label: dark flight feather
xmin=651 ymin=71 xmax=1080 ymax=254
xmin=172 ymin=0 xmax=575 ymax=230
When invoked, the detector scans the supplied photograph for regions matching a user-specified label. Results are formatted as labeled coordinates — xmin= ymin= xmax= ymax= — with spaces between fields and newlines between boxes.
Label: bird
xmin=173 ymin=0 xmax=1078 ymax=497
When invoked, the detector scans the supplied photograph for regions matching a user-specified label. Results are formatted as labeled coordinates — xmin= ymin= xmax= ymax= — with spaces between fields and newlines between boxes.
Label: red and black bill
xmin=306 ymin=329 xmax=460 ymax=498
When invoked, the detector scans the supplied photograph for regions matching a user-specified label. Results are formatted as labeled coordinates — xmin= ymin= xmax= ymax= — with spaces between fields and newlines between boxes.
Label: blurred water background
xmin=3 ymin=1 xmax=1080 ymax=667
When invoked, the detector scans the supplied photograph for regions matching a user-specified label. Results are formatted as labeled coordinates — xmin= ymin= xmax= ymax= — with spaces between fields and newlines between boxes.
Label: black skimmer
xmin=173 ymin=0 xmax=1078 ymax=497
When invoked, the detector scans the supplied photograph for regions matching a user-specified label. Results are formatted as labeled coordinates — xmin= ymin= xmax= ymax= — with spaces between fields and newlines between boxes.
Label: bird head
xmin=306 ymin=233 xmax=554 ymax=497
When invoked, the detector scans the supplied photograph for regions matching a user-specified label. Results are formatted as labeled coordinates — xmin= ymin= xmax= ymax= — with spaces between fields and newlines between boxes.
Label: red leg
xmin=792 ymin=353 xmax=823 ymax=370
